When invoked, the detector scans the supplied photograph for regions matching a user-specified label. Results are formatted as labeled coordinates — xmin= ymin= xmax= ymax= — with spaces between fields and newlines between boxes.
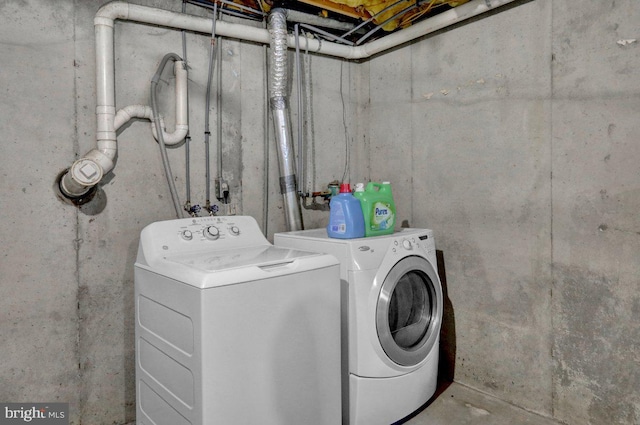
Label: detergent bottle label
xmin=329 ymin=202 xmax=346 ymax=234
xmin=371 ymin=201 xmax=394 ymax=230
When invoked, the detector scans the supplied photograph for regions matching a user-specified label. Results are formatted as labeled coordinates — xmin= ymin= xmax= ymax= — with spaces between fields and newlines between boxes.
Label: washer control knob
xmin=204 ymin=226 xmax=220 ymax=240
xmin=229 ymin=226 xmax=240 ymax=236
xmin=402 ymin=240 xmax=412 ymax=250
xmin=181 ymin=230 xmax=193 ymax=241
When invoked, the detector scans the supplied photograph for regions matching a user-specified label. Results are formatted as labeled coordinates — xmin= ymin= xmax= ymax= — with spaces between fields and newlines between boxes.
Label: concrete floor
xmin=401 ymin=383 xmax=560 ymax=425
xmin=124 ymin=382 xmax=560 ymax=425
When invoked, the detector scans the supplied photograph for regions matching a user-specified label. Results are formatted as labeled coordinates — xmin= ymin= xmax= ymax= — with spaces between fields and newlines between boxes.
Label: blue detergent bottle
xmin=327 ymin=183 xmax=365 ymax=239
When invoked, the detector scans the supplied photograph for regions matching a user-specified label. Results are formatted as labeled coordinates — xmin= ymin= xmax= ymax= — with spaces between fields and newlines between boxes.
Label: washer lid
xmin=165 ymin=245 xmax=312 ymax=272
xmin=136 ymin=245 xmax=338 ymax=289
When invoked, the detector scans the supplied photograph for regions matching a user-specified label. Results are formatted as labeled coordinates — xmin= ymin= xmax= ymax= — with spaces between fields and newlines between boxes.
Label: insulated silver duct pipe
xmin=268 ymin=9 xmax=304 ymax=231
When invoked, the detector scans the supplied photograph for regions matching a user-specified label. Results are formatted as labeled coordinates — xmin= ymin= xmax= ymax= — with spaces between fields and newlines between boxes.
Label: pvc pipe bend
xmin=94 ymin=1 xmax=129 ymax=24
xmin=150 ymin=119 xmax=188 ymax=145
xmin=149 ymin=60 xmax=188 ymax=145
xmin=114 ymin=104 xmax=154 ymax=130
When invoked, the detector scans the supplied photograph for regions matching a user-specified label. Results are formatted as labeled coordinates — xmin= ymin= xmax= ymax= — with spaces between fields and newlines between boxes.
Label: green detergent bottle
xmin=354 ymin=181 xmax=396 ymax=237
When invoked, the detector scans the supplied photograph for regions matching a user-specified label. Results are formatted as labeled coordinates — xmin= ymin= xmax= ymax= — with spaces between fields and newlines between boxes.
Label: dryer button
xmin=402 ymin=240 xmax=412 ymax=250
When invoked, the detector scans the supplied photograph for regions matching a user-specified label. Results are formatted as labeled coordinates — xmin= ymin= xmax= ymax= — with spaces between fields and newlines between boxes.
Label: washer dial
xmin=204 ymin=226 xmax=220 ymax=240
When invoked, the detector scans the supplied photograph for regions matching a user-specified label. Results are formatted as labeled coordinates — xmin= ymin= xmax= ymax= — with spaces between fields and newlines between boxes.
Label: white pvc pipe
xmin=94 ymin=0 xmax=518 ymax=60
xmin=114 ymin=104 xmax=153 ymax=130
xmin=61 ymin=0 xmax=517 ymax=199
xmin=95 ymin=21 xmax=116 ymax=146
xmin=150 ymin=61 xmax=189 ymax=145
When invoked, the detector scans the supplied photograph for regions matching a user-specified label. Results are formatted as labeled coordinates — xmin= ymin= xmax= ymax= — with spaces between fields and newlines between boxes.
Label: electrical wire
xmin=204 ymin=4 xmax=218 ymax=209
xmin=216 ymin=33 xmax=223 ymax=187
xmin=339 ymin=61 xmax=350 ymax=184
xmin=302 ymin=29 xmax=316 ymax=196
xmin=295 ymin=24 xmax=304 ymax=194
xmin=181 ymin=0 xmax=192 ymax=212
xmin=298 ymin=23 xmax=355 ymax=46
xmin=399 ymin=0 xmax=443 ymax=27
xmin=341 ymin=0 xmax=413 ymax=39
xmin=262 ymin=19 xmax=269 ymax=233
xmin=187 ymin=0 xmax=264 ymax=19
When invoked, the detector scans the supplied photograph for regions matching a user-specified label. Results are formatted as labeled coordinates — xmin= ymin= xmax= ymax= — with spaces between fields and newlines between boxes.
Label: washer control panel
xmin=175 ymin=217 xmax=249 ymax=243
xmin=139 ymin=216 xmax=269 ymax=259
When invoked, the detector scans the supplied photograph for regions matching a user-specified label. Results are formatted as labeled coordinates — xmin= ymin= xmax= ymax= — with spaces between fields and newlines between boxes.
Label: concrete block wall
xmin=0 ymin=0 xmax=81 ymax=414
xmin=365 ymin=0 xmax=640 ymax=423
xmin=551 ymin=1 xmax=640 ymax=423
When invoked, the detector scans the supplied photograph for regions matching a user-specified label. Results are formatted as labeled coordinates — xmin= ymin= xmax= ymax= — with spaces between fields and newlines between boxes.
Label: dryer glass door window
xmin=376 ymin=256 xmax=442 ymax=367
xmin=389 ymin=271 xmax=431 ymax=349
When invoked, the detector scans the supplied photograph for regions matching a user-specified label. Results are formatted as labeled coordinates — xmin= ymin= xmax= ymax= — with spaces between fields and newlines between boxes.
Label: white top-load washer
xmin=275 ymin=228 xmax=443 ymax=425
xmin=134 ymin=216 xmax=341 ymax=425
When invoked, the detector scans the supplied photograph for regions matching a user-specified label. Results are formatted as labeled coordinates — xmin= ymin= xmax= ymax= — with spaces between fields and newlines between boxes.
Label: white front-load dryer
xmin=275 ymin=228 xmax=443 ymax=425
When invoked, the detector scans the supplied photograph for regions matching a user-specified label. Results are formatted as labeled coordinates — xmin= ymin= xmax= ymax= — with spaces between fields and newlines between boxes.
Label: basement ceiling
xmin=188 ymin=0 xmax=471 ymax=44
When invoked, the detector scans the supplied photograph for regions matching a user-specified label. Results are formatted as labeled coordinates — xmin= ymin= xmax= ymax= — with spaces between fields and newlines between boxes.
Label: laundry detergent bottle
xmin=327 ymin=183 xmax=365 ymax=239
xmin=355 ymin=181 xmax=396 ymax=237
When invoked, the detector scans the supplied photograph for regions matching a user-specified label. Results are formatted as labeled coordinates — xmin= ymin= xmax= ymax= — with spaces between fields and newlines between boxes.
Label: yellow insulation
xmin=257 ymin=0 xmax=470 ymax=32
xmin=329 ymin=0 xmax=469 ymax=31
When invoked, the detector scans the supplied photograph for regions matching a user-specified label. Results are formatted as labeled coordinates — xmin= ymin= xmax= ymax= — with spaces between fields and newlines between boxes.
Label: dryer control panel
xmin=388 ymin=229 xmax=437 ymax=267
xmin=391 ymin=231 xmax=434 ymax=254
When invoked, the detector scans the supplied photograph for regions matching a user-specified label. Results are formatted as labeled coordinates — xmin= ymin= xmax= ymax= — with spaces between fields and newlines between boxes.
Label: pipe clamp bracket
xmin=279 ymin=175 xmax=297 ymax=194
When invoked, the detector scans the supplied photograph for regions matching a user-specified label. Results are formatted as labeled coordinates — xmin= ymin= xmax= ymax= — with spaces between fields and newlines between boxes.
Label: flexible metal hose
xmin=268 ymin=9 xmax=304 ymax=231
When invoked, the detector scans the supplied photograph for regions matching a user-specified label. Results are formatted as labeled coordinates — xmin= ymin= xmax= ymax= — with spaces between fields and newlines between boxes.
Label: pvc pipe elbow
xmin=96 ymin=139 xmax=117 ymax=163
xmin=114 ymin=104 xmax=153 ymax=130
xmin=163 ymin=125 xmax=188 ymax=145
xmin=151 ymin=119 xmax=188 ymax=145
xmin=94 ymin=1 xmax=129 ymax=25
xmin=83 ymin=148 xmax=115 ymax=175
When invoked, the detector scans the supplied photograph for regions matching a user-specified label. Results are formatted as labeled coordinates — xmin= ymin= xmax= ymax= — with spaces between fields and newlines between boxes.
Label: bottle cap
xmin=355 ymin=183 xmax=364 ymax=192
xmin=339 ymin=183 xmax=351 ymax=193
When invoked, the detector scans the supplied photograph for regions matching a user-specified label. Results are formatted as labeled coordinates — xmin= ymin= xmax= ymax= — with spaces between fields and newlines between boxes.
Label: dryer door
xmin=376 ymin=256 xmax=442 ymax=367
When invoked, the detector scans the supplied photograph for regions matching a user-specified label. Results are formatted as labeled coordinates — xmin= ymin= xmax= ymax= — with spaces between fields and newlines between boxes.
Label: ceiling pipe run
xmin=58 ymin=0 xmax=518 ymax=200
xmin=90 ymin=0 xmax=519 ymax=59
